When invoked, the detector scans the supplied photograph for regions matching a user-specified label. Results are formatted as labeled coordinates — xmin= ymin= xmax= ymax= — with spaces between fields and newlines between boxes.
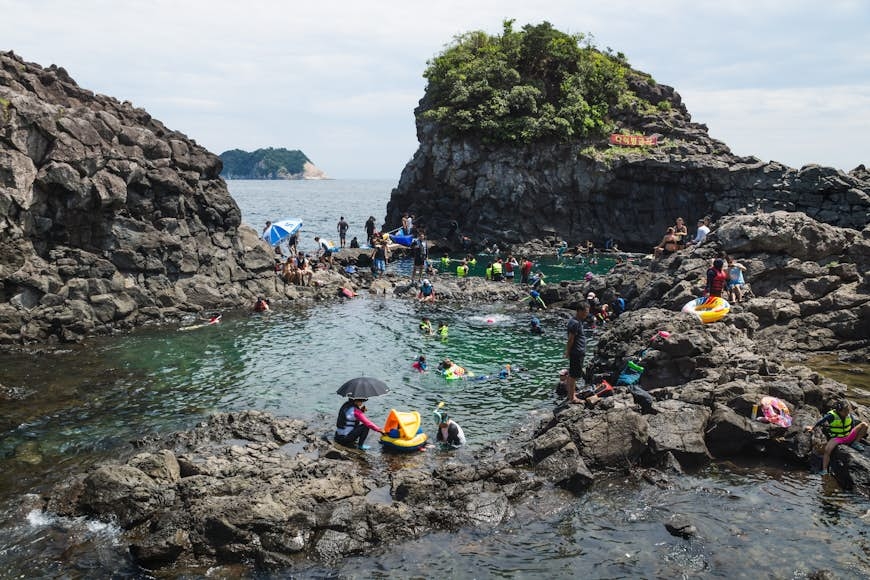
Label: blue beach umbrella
xmin=262 ymin=218 xmax=303 ymax=246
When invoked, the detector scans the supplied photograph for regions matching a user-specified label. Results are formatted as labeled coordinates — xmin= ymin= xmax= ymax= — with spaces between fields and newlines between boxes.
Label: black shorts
xmin=414 ymin=257 xmax=424 ymax=266
xmin=569 ymin=352 xmax=585 ymax=379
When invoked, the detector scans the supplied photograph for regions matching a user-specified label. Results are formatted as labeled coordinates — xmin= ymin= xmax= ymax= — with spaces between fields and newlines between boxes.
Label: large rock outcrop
xmin=0 ymin=51 xmax=296 ymax=344
xmin=386 ymin=75 xmax=869 ymax=251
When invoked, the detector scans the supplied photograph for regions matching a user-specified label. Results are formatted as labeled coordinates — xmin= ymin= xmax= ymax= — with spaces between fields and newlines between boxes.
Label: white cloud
xmin=1 ymin=0 xmax=869 ymax=176
xmin=682 ymin=85 xmax=870 ymax=169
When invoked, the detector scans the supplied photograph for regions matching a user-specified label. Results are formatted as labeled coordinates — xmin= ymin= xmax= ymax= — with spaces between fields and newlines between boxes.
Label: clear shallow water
xmin=304 ymin=463 xmax=870 ymax=579
xmin=0 ymin=179 xmax=868 ymax=577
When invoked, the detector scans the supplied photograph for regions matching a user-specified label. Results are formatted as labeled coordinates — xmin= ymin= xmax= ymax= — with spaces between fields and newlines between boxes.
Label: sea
xmin=0 ymin=179 xmax=868 ymax=578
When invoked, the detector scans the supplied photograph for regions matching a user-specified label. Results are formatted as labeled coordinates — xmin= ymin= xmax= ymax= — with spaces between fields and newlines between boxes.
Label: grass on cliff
xmin=420 ymin=20 xmax=637 ymax=144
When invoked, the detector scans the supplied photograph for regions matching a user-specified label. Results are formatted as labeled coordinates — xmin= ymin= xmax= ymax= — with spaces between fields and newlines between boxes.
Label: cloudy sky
xmin=2 ymin=0 xmax=868 ymax=178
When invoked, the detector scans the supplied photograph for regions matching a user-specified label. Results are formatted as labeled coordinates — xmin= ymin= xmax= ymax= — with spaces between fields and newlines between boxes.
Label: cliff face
xmin=0 ymin=51 xmax=283 ymax=344
xmin=386 ymin=71 xmax=869 ymax=250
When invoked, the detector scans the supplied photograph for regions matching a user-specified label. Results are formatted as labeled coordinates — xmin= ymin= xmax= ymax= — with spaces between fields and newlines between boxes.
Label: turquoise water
xmin=0 ymin=179 xmax=868 ymax=577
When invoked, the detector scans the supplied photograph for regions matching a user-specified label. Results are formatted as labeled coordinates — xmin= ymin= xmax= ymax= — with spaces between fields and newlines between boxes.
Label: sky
xmin=1 ymin=0 xmax=868 ymax=178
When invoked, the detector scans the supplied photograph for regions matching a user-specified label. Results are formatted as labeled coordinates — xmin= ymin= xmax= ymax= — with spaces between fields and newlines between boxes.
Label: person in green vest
xmin=806 ymin=399 xmax=869 ymax=472
xmin=419 ymin=317 xmax=433 ymax=335
xmin=438 ymin=322 xmax=448 ymax=339
xmin=485 ymin=263 xmax=493 ymax=280
xmin=456 ymin=260 xmax=468 ymax=277
xmin=440 ymin=255 xmax=450 ymax=270
xmin=491 ymin=258 xmax=504 ymax=281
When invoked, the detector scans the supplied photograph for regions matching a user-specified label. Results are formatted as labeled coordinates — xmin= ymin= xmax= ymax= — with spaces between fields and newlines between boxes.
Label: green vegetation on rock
xmin=419 ymin=20 xmax=631 ymax=143
xmin=219 ymin=148 xmax=311 ymax=179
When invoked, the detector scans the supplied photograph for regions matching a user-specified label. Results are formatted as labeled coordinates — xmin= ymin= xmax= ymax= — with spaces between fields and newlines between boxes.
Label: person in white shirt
xmin=687 ymin=219 xmax=710 ymax=246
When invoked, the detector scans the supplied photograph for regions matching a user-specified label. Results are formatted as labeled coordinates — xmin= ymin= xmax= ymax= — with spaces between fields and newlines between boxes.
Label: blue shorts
xmin=374 ymin=259 xmax=386 ymax=272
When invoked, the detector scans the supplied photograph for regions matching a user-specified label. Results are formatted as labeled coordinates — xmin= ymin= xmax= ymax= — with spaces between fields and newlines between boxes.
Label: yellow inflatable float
xmin=379 ymin=409 xmax=428 ymax=452
xmin=681 ymin=296 xmax=730 ymax=323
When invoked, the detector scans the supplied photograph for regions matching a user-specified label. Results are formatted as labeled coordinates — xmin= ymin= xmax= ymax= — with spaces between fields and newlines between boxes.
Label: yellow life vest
xmin=492 ymin=262 xmax=503 ymax=274
xmin=457 ymin=265 xmax=467 ymax=277
xmin=826 ymin=410 xmax=854 ymax=438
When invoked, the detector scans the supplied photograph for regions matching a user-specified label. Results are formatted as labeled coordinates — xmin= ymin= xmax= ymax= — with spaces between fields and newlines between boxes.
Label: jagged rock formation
xmin=386 ymin=64 xmax=869 ymax=251
xmin=0 ymin=51 xmax=298 ymax=344
xmin=219 ymin=147 xmax=328 ymax=180
xmin=43 ymin=411 xmax=543 ymax=570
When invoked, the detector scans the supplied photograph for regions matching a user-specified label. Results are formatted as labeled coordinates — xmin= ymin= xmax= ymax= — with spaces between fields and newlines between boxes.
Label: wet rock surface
xmin=44 ymin=411 xmax=543 ymax=571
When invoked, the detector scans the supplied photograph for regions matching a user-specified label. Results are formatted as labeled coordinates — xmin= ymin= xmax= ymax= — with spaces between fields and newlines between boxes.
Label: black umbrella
xmin=336 ymin=377 xmax=390 ymax=399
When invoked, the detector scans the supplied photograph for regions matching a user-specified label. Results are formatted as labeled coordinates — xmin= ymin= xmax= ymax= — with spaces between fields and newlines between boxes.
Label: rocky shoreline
xmin=34 ymin=208 xmax=870 ymax=572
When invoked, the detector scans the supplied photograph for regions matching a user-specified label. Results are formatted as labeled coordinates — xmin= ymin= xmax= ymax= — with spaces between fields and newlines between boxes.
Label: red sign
xmin=610 ymin=134 xmax=658 ymax=147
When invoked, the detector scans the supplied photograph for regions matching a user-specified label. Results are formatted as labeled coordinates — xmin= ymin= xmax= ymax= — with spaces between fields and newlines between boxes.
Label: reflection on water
xmin=807 ymin=354 xmax=870 ymax=406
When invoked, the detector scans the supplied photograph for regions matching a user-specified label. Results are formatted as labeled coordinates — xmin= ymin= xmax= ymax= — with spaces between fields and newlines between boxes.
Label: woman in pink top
xmin=335 ymin=397 xmax=383 ymax=450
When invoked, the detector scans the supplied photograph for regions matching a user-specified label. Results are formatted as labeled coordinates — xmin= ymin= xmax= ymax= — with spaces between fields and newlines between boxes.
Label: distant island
xmin=219 ymin=147 xmax=329 ymax=180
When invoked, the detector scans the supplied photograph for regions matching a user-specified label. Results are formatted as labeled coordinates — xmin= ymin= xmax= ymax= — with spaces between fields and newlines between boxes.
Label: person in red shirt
xmin=520 ymin=258 xmax=533 ymax=284
xmin=705 ymin=258 xmax=728 ymax=297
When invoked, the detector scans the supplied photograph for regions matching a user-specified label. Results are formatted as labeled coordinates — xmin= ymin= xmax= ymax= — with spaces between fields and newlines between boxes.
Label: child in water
xmin=438 ymin=323 xmax=448 ymax=338
xmin=412 ymin=355 xmax=428 ymax=372
xmin=530 ymin=317 xmax=544 ymax=334
xmin=420 ymin=317 xmax=433 ymax=335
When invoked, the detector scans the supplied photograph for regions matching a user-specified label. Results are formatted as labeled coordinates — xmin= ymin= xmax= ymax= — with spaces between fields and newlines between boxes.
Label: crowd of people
xmin=261 ymin=214 xmax=867 ymax=480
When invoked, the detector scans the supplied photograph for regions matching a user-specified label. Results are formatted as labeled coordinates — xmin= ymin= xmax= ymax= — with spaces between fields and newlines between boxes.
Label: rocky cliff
xmin=386 ymin=45 xmax=869 ymax=250
xmin=0 ymin=51 xmax=292 ymax=344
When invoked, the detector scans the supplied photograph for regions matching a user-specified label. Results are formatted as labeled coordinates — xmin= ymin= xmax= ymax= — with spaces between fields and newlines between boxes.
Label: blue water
xmin=0 ymin=179 xmax=867 ymax=578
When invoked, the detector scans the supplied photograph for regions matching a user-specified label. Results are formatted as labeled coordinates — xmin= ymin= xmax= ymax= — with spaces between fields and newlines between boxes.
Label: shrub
xmin=420 ymin=20 xmax=628 ymax=143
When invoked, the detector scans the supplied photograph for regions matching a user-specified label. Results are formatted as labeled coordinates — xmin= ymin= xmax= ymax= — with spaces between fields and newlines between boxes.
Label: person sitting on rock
xmin=806 ymin=400 xmax=869 ymax=472
xmin=705 ymin=258 xmax=727 ymax=298
xmin=654 ymin=227 xmax=679 ymax=259
xmin=456 ymin=260 xmax=469 ymax=278
xmin=687 ymin=219 xmax=710 ymax=247
xmin=296 ymin=252 xmax=313 ymax=286
xmin=434 ymin=409 xmax=466 ymax=448
xmin=417 ymin=279 xmax=436 ymax=303
xmin=491 ymin=258 xmax=504 ymax=282
xmin=335 ymin=397 xmax=383 ymax=450
xmin=253 ymin=297 xmax=270 ymax=312
xmin=725 ymin=255 xmax=747 ymax=303
xmin=529 ymin=271 xmax=546 ymax=290
xmin=673 ymin=217 xmax=688 ymax=248
xmin=349 ymin=236 xmax=360 ymax=249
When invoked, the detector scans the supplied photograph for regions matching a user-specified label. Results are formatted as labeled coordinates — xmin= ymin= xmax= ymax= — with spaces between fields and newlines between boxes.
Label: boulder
xmin=705 ymin=404 xmax=767 ymax=457
xmin=78 ymin=465 xmax=170 ymax=528
xmin=646 ymin=400 xmax=711 ymax=465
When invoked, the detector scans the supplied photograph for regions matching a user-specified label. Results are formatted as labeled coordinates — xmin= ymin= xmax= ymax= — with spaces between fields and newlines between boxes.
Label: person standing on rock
xmin=563 ymin=301 xmax=590 ymax=404
xmin=806 ymin=400 xmax=869 ymax=473
xmin=505 ymin=255 xmax=518 ymax=282
xmin=520 ymin=258 xmax=533 ymax=284
xmin=371 ymin=242 xmax=388 ymax=277
xmin=337 ymin=217 xmax=350 ymax=248
xmin=411 ymin=233 xmax=427 ymax=282
xmin=365 ymin=216 xmax=376 ymax=245
xmin=705 ymin=258 xmax=728 ymax=298
xmin=335 ymin=397 xmax=383 ymax=450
